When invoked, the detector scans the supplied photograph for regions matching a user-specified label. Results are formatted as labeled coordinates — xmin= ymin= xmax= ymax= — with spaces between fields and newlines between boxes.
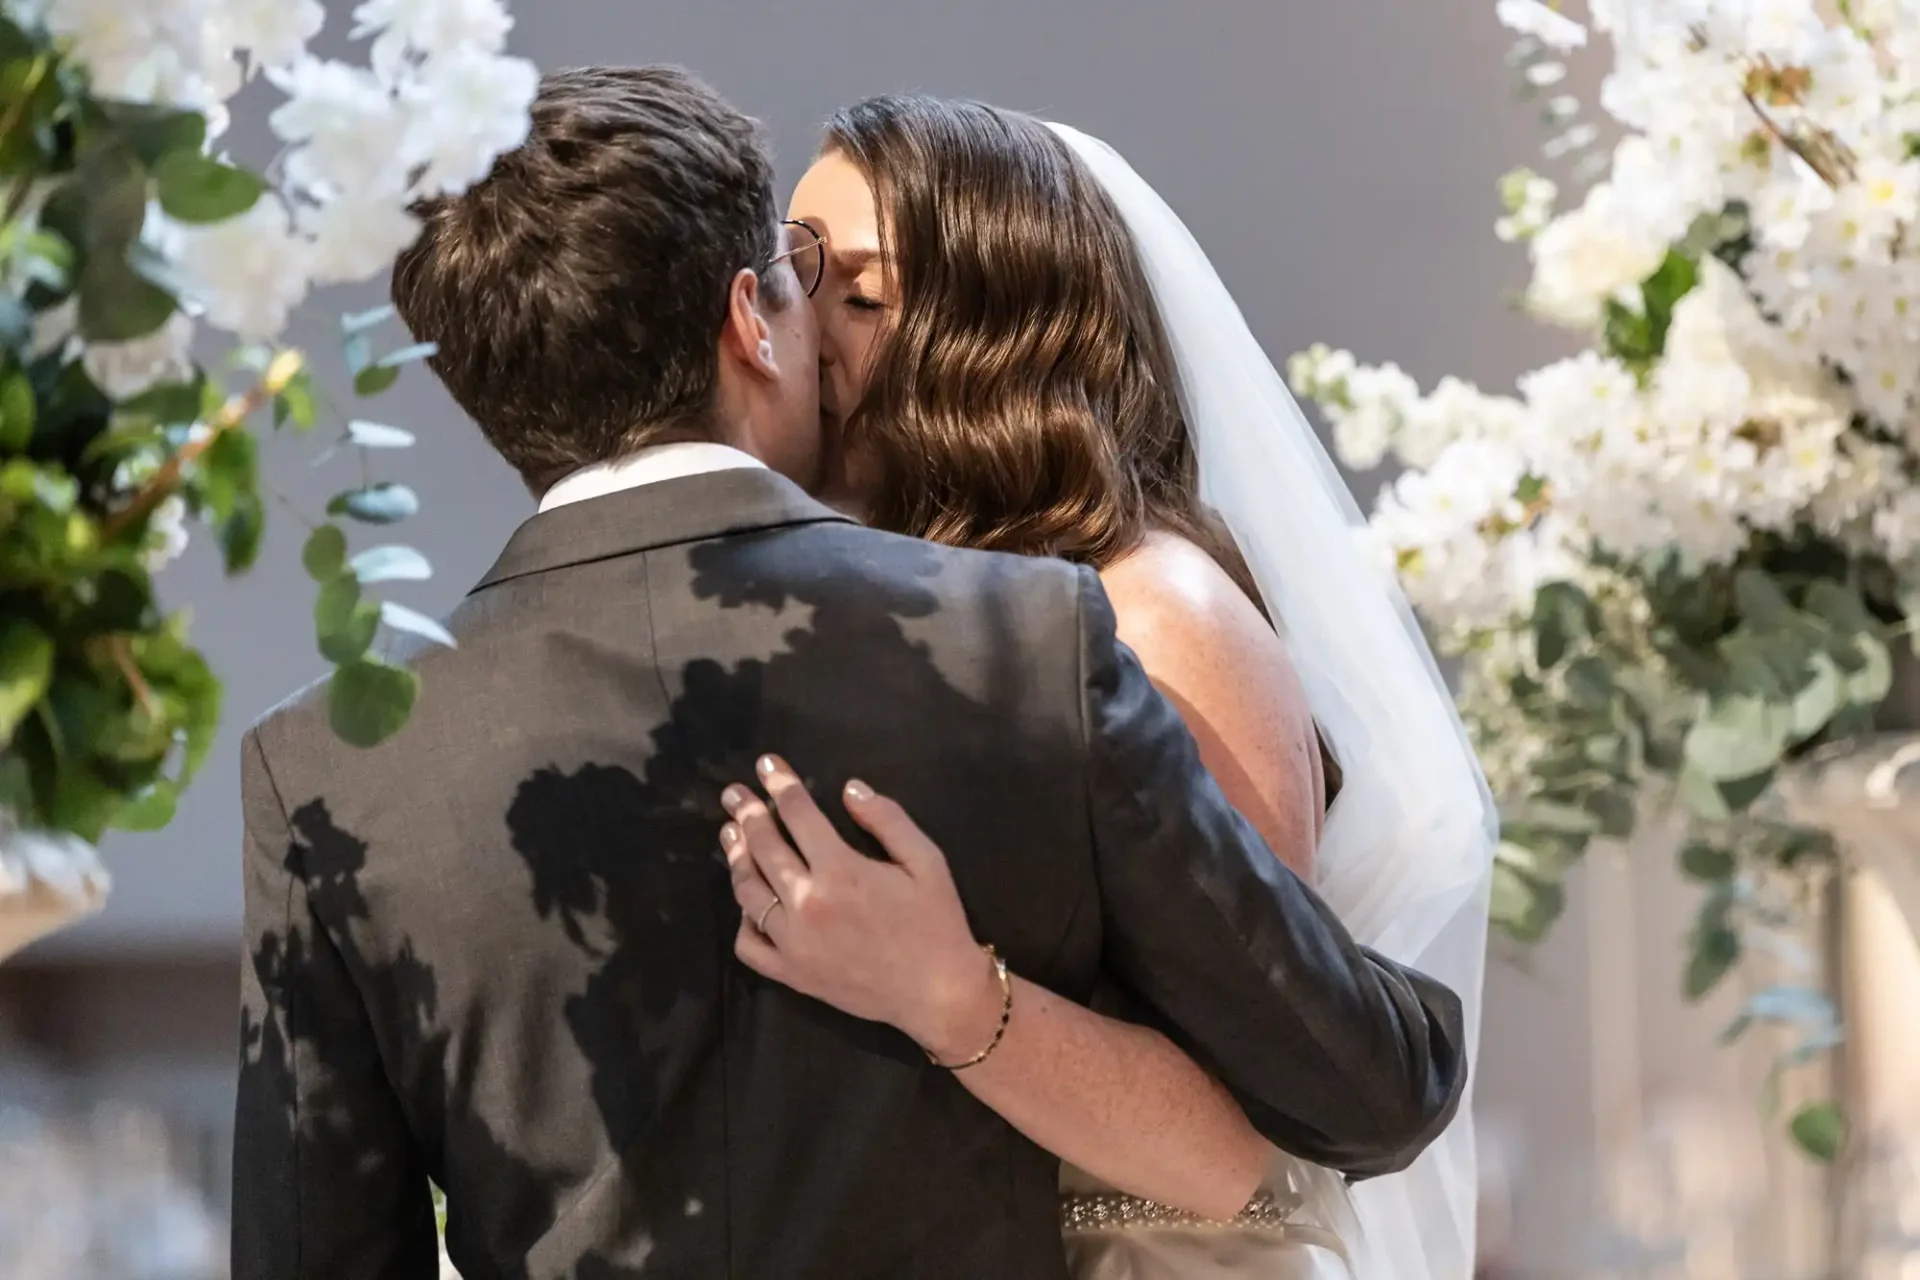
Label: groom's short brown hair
xmin=393 ymin=65 xmax=782 ymax=493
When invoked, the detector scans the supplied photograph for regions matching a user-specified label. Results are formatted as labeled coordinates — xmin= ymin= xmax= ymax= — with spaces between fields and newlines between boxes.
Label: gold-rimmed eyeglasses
xmin=767 ymin=218 xmax=826 ymax=298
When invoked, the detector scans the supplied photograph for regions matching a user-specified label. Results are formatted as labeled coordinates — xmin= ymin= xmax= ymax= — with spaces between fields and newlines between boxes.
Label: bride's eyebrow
xmin=830 ymin=245 xmax=882 ymax=273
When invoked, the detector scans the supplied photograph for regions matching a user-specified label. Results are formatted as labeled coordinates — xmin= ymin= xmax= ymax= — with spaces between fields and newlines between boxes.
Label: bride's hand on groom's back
xmin=720 ymin=757 xmax=1005 ymax=1062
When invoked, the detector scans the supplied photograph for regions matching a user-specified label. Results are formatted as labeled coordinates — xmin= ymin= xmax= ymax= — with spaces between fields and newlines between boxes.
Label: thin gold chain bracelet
xmin=928 ymin=945 xmax=1012 ymax=1070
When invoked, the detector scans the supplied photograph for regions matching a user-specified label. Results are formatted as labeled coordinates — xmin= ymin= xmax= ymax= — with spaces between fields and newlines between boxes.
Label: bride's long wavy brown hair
xmin=823 ymin=94 xmax=1262 ymax=607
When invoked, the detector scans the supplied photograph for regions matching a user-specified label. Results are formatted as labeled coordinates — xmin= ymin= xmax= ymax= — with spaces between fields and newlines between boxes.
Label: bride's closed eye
xmin=843 ymin=292 xmax=887 ymax=313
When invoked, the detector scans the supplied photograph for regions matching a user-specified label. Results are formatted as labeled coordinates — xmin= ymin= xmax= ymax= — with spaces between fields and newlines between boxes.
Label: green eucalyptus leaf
xmin=0 ymin=370 xmax=33 ymax=450
xmin=0 ymin=754 xmax=29 ymax=811
xmin=350 ymin=544 xmax=431 ymax=584
xmin=274 ymin=370 xmax=319 ymax=431
xmin=1845 ymin=633 xmax=1893 ymax=706
xmin=118 ymin=377 xmax=205 ymax=427
xmin=321 ymin=602 xmax=380 ymax=664
xmin=198 ymin=427 xmax=258 ymax=523
xmin=302 ymin=525 xmax=348 ymax=581
xmin=354 ymin=364 xmax=401 ymax=397
xmin=1789 ymin=1102 xmax=1846 ymax=1163
xmin=220 ymin=490 xmax=264 ymax=574
xmin=154 ymin=151 xmax=265 ymax=224
xmin=1789 ymin=651 xmax=1844 ymax=739
xmin=99 ymin=101 xmax=207 ymax=167
xmin=1586 ymin=787 xmax=1637 ymax=839
xmin=328 ymin=483 xmax=419 ymax=525
xmin=0 ymin=619 xmax=55 ymax=740
xmin=77 ymin=142 xmax=150 ymax=251
xmin=1490 ymin=857 xmax=1566 ymax=945
xmin=328 ymin=658 xmax=419 ymax=747
xmin=1734 ymin=568 xmax=1794 ymax=631
xmin=1766 ymin=824 xmax=1837 ymax=868
xmin=1804 ymin=580 xmax=1878 ymax=638
xmin=1510 ymin=799 xmax=1600 ymax=836
xmin=1563 ymin=655 xmax=1614 ymax=707
xmin=1717 ymin=767 xmax=1775 ymax=814
xmin=1683 ymin=695 xmax=1792 ymax=781
xmin=315 ymin=570 xmax=379 ymax=663
xmin=1531 ymin=581 xmax=1594 ymax=670
xmin=46 ymin=762 xmax=128 ymax=843
xmin=1680 ymin=840 xmax=1736 ymax=883
xmin=314 ymin=574 xmax=363 ymax=637
xmin=77 ymin=253 xmax=177 ymax=343
xmin=115 ymin=778 xmax=179 ymax=831
xmin=1899 ymin=584 xmax=1920 ymax=656
xmin=1685 ymin=924 xmax=1741 ymax=1000
xmin=1679 ymin=764 xmax=1732 ymax=821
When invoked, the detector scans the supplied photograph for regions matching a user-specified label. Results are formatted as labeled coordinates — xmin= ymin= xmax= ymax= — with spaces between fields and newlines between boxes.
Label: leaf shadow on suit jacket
xmin=239 ymin=527 xmax=1087 ymax=1280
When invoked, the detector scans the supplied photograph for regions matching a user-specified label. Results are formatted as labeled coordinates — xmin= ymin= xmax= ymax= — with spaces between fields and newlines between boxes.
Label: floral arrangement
xmin=0 ymin=0 xmax=536 ymax=961
xmin=1290 ymin=0 xmax=1920 ymax=1160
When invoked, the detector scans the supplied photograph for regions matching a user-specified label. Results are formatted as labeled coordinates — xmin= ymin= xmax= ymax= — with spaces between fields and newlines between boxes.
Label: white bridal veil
xmin=1049 ymin=122 xmax=1499 ymax=1280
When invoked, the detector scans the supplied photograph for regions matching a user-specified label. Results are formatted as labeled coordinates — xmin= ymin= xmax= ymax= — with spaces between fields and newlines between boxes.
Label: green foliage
xmin=1601 ymin=250 xmax=1699 ymax=373
xmin=0 ymin=20 xmax=447 ymax=848
xmin=1478 ymin=448 xmax=1907 ymax=1163
xmin=329 ymin=658 xmax=418 ymax=748
xmin=1789 ymin=1101 xmax=1847 ymax=1163
xmin=153 ymin=151 xmax=264 ymax=224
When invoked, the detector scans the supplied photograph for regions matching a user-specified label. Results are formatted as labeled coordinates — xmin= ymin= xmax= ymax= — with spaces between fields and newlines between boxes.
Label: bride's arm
xmin=1099 ymin=533 xmax=1326 ymax=880
xmin=722 ymin=761 xmax=1276 ymax=1222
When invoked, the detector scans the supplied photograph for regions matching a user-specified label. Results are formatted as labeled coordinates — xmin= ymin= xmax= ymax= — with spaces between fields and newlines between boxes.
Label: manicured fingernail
xmin=757 ymin=755 xmax=779 ymax=777
xmin=845 ymin=779 xmax=873 ymax=803
xmin=721 ymin=786 xmax=747 ymax=813
xmin=720 ymin=823 xmax=741 ymax=849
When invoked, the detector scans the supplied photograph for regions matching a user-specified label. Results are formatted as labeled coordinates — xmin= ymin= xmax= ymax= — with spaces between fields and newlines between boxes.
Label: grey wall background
xmin=44 ymin=0 xmax=1579 ymax=954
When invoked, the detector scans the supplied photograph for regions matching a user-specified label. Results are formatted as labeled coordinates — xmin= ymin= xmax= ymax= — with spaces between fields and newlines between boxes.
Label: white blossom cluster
xmin=1293 ymin=0 xmax=1920 ymax=642
xmin=13 ymin=0 xmax=537 ymax=345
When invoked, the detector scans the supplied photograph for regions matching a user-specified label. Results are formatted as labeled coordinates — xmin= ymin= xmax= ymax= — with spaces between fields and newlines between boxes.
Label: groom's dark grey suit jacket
xmin=232 ymin=466 xmax=1466 ymax=1280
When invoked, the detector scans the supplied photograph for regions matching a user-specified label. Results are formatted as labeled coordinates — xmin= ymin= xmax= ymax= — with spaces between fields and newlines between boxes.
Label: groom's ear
xmin=720 ymin=268 xmax=780 ymax=380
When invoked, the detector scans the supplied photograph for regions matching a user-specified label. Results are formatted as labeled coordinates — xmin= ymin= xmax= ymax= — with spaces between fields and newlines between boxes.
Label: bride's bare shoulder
xmin=1099 ymin=532 xmax=1323 ymax=866
xmin=1099 ymin=531 xmax=1271 ymax=654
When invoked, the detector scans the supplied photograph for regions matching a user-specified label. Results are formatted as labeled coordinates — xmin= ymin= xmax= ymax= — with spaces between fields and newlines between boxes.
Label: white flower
xmin=402 ymin=47 xmax=539 ymax=196
xmin=221 ymin=0 xmax=326 ymax=71
xmin=270 ymin=58 xmax=415 ymax=199
xmin=1371 ymin=437 xmax=1536 ymax=629
xmin=1498 ymin=0 xmax=1588 ymax=51
xmin=1398 ymin=377 xmax=1502 ymax=469
xmin=1752 ymin=158 xmax=1837 ymax=253
xmin=1527 ymin=185 xmax=1668 ymax=327
xmin=1496 ymin=169 xmax=1559 ymax=241
xmin=1333 ymin=406 xmax=1393 ymax=472
xmin=353 ymin=0 xmax=515 ymax=59
xmin=170 ymin=195 xmax=312 ymax=341
xmin=1832 ymin=153 xmax=1920 ymax=256
xmin=1875 ymin=489 xmax=1920 ymax=562
xmin=82 ymin=312 xmax=196 ymax=400
xmin=0 ymin=816 xmax=110 ymax=965
xmin=302 ymin=195 xmax=421 ymax=285
xmin=143 ymin=494 xmax=191 ymax=571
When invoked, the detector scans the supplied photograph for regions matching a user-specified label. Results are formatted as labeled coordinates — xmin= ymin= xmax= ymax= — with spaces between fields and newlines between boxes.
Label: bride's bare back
xmin=1101 ymin=531 xmax=1325 ymax=880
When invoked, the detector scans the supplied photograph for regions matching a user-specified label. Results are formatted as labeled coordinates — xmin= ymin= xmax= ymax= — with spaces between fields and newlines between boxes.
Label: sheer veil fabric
xmin=1048 ymin=122 xmax=1498 ymax=1280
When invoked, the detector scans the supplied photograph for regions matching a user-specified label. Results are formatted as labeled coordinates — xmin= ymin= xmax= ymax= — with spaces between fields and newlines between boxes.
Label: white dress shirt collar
xmin=537 ymin=442 xmax=766 ymax=514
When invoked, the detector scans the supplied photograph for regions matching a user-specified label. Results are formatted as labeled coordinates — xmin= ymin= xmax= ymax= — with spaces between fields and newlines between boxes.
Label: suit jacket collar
xmin=472 ymin=467 xmax=857 ymax=593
